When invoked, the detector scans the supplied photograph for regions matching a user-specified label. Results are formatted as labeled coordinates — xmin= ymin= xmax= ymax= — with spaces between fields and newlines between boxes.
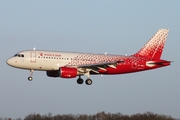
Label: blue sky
xmin=0 ymin=0 xmax=180 ymax=119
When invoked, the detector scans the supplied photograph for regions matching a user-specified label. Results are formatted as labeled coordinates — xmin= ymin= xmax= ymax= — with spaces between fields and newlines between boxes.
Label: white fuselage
xmin=6 ymin=50 xmax=125 ymax=71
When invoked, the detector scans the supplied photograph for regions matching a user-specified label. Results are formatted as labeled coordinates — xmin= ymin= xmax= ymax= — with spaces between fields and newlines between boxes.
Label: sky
xmin=0 ymin=0 xmax=180 ymax=119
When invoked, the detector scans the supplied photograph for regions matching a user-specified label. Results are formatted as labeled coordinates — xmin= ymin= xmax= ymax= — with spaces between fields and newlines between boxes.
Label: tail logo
xmin=134 ymin=29 xmax=169 ymax=59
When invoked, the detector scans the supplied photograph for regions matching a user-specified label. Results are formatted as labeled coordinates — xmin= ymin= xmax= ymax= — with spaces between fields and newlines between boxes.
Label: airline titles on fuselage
xmin=39 ymin=53 xmax=61 ymax=57
xmin=38 ymin=52 xmax=63 ymax=60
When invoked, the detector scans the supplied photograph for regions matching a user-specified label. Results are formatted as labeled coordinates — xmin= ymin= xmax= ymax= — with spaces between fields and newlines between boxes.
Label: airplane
xmin=6 ymin=29 xmax=171 ymax=85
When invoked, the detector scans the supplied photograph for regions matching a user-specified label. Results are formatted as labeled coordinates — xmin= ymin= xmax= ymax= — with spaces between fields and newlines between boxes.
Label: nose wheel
xmin=28 ymin=76 xmax=33 ymax=81
xmin=28 ymin=69 xmax=34 ymax=81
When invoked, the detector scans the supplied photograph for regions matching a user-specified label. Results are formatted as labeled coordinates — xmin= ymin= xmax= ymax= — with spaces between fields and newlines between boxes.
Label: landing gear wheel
xmin=85 ymin=79 xmax=92 ymax=85
xmin=77 ymin=78 xmax=84 ymax=84
xmin=28 ymin=76 xmax=33 ymax=81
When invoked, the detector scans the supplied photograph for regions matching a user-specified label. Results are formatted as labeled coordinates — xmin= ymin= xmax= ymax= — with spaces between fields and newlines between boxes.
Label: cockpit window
xmin=14 ymin=54 xmax=18 ymax=57
xmin=14 ymin=54 xmax=24 ymax=57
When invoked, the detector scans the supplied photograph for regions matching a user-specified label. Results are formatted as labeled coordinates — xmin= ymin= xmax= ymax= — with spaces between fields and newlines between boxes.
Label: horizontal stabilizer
xmin=146 ymin=61 xmax=171 ymax=67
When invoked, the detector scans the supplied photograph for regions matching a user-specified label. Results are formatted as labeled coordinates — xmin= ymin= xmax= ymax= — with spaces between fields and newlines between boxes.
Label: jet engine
xmin=46 ymin=67 xmax=78 ymax=78
xmin=46 ymin=70 xmax=59 ymax=77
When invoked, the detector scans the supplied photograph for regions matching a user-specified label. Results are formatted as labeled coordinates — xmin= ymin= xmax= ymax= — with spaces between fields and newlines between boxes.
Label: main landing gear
xmin=77 ymin=76 xmax=93 ymax=85
xmin=77 ymin=71 xmax=93 ymax=85
xmin=28 ymin=69 xmax=34 ymax=81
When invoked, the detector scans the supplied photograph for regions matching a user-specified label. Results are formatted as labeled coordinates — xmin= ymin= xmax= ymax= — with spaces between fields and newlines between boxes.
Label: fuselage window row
xmin=38 ymin=56 xmax=73 ymax=61
xmin=37 ymin=56 xmax=96 ymax=62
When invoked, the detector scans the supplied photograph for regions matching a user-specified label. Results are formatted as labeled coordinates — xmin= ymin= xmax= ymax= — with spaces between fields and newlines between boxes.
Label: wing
xmin=74 ymin=60 xmax=124 ymax=74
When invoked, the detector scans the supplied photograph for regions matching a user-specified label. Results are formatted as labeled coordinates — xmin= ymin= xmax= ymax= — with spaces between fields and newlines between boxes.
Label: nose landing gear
xmin=28 ymin=69 xmax=34 ymax=81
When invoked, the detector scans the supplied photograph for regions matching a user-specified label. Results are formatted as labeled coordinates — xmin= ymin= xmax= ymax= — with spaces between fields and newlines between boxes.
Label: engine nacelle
xmin=46 ymin=67 xmax=78 ymax=78
xmin=60 ymin=67 xmax=77 ymax=78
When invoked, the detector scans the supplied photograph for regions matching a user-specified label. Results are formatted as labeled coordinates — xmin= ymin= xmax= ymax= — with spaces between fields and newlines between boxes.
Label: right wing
xmin=69 ymin=60 xmax=124 ymax=74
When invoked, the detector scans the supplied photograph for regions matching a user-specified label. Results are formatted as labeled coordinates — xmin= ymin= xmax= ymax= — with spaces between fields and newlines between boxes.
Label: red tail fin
xmin=134 ymin=29 xmax=169 ymax=59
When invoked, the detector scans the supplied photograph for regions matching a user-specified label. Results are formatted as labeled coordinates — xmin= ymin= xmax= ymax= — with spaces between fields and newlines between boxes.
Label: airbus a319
xmin=6 ymin=29 xmax=171 ymax=85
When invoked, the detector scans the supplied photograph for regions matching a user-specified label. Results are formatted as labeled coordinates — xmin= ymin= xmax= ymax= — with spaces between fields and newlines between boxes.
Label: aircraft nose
xmin=6 ymin=58 xmax=14 ymax=66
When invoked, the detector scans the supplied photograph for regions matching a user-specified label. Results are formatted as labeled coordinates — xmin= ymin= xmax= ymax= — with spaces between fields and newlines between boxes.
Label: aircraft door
xmin=30 ymin=52 xmax=36 ymax=63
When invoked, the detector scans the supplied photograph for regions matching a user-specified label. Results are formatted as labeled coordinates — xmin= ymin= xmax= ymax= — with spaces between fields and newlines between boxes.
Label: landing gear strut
xmin=28 ymin=69 xmax=34 ymax=81
xmin=84 ymin=71 xmax=92 ymax=85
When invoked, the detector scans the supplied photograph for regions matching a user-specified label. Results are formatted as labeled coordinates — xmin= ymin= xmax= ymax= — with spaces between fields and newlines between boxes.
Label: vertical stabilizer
xmin=134 ymin=29 xmax=169 ymax=59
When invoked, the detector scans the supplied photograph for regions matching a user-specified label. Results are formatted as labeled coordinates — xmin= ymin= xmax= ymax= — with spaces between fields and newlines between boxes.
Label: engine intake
xmin=46 ymin=70 xmax=59 ymax=77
